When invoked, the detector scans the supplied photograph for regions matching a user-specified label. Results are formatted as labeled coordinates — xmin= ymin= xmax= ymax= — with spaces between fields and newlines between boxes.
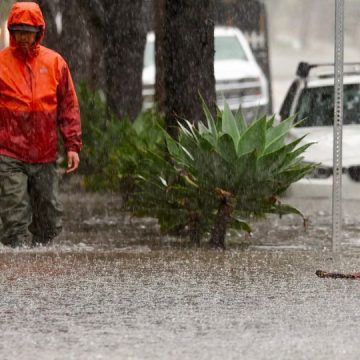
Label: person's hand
xmin=66 ymin=151 xmax=80 ymax=173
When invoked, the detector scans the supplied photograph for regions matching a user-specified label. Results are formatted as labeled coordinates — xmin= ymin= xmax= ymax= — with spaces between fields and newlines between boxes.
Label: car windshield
xmin=214 ymin=36 xmax=248 ymax=61
xmin=296 ymin=84 xmax=360 ymax=126
xmin=143 ymin=34 xmax=248 ymax=68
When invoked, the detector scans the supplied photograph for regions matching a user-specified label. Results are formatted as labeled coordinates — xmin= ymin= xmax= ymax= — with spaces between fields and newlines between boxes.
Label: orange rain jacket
xmin=0 ymin=2 xmax=82 ymax=163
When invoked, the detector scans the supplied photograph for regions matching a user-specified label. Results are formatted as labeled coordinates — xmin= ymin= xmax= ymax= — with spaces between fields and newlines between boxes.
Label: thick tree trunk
xmin=88 ymin=28 xmax=105 ymax=90
xmin=102 ymin=0 xmax=146 ymax=120
xmin=59 ymin=0 xmax=90 ymax=82
xmin=153 ymin=0 xmax=166 ymax=112
xmin=75 ymin=0 xmax=106 ymax=90
xmin=37 ymin=0 xmax=101 ymax=87
xmin=163 ymin=0 xmax=216 ymax=137
xmin=35 ymin=0 xmax=60 ymax=51
xmin=42 ymin=0 xmax=146 ymax=119
xmin=52 ymin=0 xmax=90 ymax=83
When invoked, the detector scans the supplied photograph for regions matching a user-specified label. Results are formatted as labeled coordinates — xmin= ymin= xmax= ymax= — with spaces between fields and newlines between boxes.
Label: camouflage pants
xmin=0 ymin=155 xmax=63 ymax=247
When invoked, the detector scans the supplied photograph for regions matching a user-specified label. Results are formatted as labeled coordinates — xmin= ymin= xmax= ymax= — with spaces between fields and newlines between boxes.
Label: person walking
xmin=0 ymin=2 xmax=82 ymax=248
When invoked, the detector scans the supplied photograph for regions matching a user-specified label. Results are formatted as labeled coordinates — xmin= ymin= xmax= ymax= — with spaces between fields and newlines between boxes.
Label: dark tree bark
xmin=153 ymin=0 xmax=166 ymax=112
xmin=162 ymin=0 xmax=216 ymax=137
xmin=37 ymin=0 xmax=146 ymax=120
xmin=59 ymin=0 xmax=91 ymax=83
xmin=35 ymin=0 xmax=92 ymax=83
xmin=101 ymin=0 xmax=146 ymax=120
xmin=34 ymin=0 xmax=60 ymax=51
xmin=74 ymin=0 xmax=106 ymax=89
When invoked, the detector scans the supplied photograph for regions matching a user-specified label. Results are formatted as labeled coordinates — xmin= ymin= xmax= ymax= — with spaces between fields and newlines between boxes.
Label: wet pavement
xmin=1 ymin=185 xmax=360 ymax=359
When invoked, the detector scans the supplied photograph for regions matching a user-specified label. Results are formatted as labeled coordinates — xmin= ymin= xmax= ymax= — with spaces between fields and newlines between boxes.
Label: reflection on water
xmin=1 ymin=192 xmax=360 ymax=359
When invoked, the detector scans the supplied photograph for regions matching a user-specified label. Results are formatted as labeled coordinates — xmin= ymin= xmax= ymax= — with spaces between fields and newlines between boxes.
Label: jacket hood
xmin=7 ymin=2 xmax=46 ymax=58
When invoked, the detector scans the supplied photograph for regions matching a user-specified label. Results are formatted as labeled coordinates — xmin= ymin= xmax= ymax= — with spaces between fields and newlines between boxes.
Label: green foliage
xmin=78 ymin=83 xmax=165 ymax=194
xmin=128 ymin=149 xmax=219 ymax=237
xmin=80 ymin=84 xmax=314 ymax=246
xmin=129 ymin=99 xmax=315 ymax=245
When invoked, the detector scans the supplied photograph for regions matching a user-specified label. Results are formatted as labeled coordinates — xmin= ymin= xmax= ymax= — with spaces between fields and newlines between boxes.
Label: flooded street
xmin=1 ymin=187 xmax=360 ymax=359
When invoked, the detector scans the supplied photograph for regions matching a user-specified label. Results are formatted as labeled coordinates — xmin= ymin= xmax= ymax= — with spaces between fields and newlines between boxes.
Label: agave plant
xmin=128 ymin=142 xmax=220 ymax=245
xmin=128 ymin=99 xmax=314 ymax=248
xmin=162 ymin=100 xmax=315 ymax=248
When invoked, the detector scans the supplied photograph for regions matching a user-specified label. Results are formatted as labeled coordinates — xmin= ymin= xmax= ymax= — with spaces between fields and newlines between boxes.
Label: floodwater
xmin=1 ymin=184 xmax=360 ymax=360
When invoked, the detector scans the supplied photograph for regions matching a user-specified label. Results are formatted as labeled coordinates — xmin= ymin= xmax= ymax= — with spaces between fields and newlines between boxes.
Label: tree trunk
xmin=59 ymin=0 xmax=91 ymax=82
xmin=35 ymin=0 xmax=60 ymax=51
xmin=44 ymin=0 xmax=146 ymax=119
xmin=209 ymin=200 xmax=232 ymax=249
xmin=153 ymin=0 xmax=166 ymax=112
xmin=163 ymin=0 xmax=216 ymax=137
xmin=75 ymin=0 xmax=106 ymax=90
xmin=88 ymin=26 xmax=105 ymax=90
xmin=37 ymin=0 xmax=102 ymax=87
xmin=102 ymin=0 xmax=146 ymax=120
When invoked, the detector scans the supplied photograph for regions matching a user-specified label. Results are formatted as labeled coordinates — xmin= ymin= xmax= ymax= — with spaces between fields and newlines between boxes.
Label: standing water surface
xmin=1 ymin=189 xmax=360 ymax=359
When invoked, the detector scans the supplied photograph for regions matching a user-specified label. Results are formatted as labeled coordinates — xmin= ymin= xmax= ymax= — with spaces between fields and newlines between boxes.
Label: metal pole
xmin=332 ymin=0 xmax=344 ymax=252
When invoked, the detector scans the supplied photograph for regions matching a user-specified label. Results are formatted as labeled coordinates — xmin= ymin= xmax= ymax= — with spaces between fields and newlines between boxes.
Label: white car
xmin=279 ymin=62 xmax=360 ymax=198
xmin=142 ymin=26 xmax=269 ymax=121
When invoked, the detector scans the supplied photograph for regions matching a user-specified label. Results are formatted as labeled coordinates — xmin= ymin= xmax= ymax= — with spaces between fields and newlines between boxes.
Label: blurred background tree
xmin=155 ymin=0 xmax=216 ymax=136
xmin=16 ymin=0 xmax=216 ymax=125
xmin=35 ymin=0 xmax=146 ymax=120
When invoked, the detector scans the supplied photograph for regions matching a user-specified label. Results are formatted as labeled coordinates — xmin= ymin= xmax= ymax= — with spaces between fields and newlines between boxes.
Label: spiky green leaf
xmin=265 ymin=115 xmax=297 ymax=153
xmin=222 ymin=101 xmax=241 ymax=146
xmin=200 ymin=95 xmax=218 ymax=140
xmin=237 ymin=116 xmax=267 ymax=156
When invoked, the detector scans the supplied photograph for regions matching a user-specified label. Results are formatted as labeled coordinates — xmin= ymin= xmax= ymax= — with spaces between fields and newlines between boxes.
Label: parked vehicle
xmin=279 ymin=62 xmax=360 ymax=198
xmin=142 ymin=26 xmax=269 ymax=121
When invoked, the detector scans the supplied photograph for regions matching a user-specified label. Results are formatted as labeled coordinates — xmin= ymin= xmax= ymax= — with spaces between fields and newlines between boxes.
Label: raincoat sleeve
xmin=57 ymin=62 xmax=82 ymax=153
